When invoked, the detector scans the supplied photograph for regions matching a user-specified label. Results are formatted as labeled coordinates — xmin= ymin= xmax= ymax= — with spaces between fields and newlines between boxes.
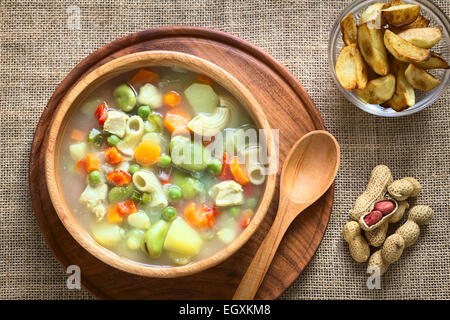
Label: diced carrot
xmin=213 ymin=206 xmax=221 ymax=217
xmin=163 ymin=91 xmax=181 ymax=108
xmin=240 ymin=217 xmax=251 ymax=229
xmin=106 ymin=170 xmax=131 ymax=186
xmin=196 ymin=74 xmax=213 ymax=85
xmin=116 ymin=200 xmax=138 ymax=216
xmin=94 ymin=102 xmax=108 ymax=126
xmin=85 ymin=153 xmax=99 ymax=172
xmin=219 ymin=152 xmax=232 ymax=180
xmin=108 ymin=206 xmax=123 ymax=223
xmin=129 ymin=69 xmax=160 ymax=86
xmin=134 ymin=140 xmax=161 ymax=166
xmin=184 ymin=203 xmax=215 ymax=228
xmin=240 ymin=209 xmax=253 ymax=228
xmin=75 ymin=159 xmax=86 ymax=175
xmin=104 ymin=147 xmax=123 ymax=165
xmin=230 ymin=157 xmax=250 ymax=185
xmin=164 ymin=108 xmax=191 ymax=134
xmin=70 ymin=129 xmax=85 ymax=141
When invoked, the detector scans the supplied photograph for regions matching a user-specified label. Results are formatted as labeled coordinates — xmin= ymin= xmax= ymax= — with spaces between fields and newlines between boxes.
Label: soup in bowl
xmin=46 ymin=51 xmax=276 ymax=277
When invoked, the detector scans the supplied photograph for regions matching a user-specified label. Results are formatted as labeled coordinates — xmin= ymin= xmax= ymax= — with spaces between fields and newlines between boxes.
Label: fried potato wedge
xmin=361 ymin=3 xmax=390 ymax=26
xmin=358 ymin=23 xmax=390 ymax=75
xmin=414 ymin=52 xmax=449 ymax=69
xmin=355 ymin=74 xmax=396 ymax=104
xmin=398 ymin=27 xmax=442 ymax=49
xmin=335 ymin=44 xmax=368 ymax=90
xmin=384 ymin=30 xmax=430 ymax=63
xmin=404 ymin=63 xmax=440 ymax=91
xmin=382 ymin=4 xmax=420 ymax=27
xmin=391 ymin=15 xmax=430 ymax=32
xmin=341 ymin=13 xmax=357 ymax=45
xmin=390 ymin=0 xmax=404 ymax=5
xmin=386 ymin=60 xmax=415 ymax=111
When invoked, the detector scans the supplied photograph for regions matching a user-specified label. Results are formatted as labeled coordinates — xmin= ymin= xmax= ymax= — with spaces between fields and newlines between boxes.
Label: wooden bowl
xmin=45 ymin=50 xmax=277 ymax=278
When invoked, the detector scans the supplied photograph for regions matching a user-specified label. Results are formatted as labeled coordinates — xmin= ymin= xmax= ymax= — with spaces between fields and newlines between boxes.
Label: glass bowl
xmin=329 ymin=0 xmax=450 ymax=117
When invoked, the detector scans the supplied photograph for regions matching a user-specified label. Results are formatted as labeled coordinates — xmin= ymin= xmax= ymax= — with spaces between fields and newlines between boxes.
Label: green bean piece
xmin=162 ymin=206 xmax=177 ymax=221
xmin=107 ymin=134 xmax=120 ymax=146
xmin=137 ymin=105 xmax=151 ymax=120
xmin=168 ymin=186 xmax=182 ymax=201
xmin=148 ymin=113 xmax=163 ymax=131
xmin=113 ymin=83 xmax=136 ymax=112
xmin=131 ymin=190 xmax=143 ymax=204
xmin=207 ymin=158 xmax=223 ymax=175
xmin=88 ymin=170 xmax=101 ymax=185
xmin=129 ymin=164 xmax=141 ymax=175
xmin=108 ymin=185 xmax=135 ymax=203
xmin=246 ymin=197 xmax=258 ymax=209
xmin=228 ymin=206 xmax=240 ymax=217
xmin=158 ymin=154 xmax=172 ymax=167
xmin=87 ymin=128 xmax=104 ymax=147
xmin=144 ymin=220 xmax=170 ymax=258
xmin=142 ymin=192 xmax=151 ymax=204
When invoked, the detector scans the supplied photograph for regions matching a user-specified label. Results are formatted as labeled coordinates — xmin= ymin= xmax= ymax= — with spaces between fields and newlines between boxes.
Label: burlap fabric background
xmin=1 ymin=0 xmax=449 ymax=299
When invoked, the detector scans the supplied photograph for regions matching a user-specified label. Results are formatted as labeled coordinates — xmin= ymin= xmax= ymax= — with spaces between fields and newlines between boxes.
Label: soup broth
xmin=59 ymin=66 xmax=267 ymax=267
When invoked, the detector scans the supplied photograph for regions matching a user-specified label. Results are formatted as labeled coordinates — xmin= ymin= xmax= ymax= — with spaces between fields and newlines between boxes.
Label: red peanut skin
xmin=364 ymin=210 xmax=383 ymax=226
xmin=374 ymin=200 xmax=395 ymax=216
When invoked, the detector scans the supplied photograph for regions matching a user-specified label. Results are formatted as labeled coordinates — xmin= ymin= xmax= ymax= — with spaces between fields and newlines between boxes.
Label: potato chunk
xmin=386 ymin=61 xmax=415 ymax=111
xmin=398 ymin=27 xmax=442 ymax=49
xmin=404 ymin=63 xmax=440 ymax=91
xmin=164 ymin=217 xmax=203 ymax=257
xmin=414 ymin=53 xmax=449 ymax=70
xmin=355 ymin=74 xmax=396 ymax=105
xmin=384 ymin=30 xmax=430 ymax=63
xmin=360 ymin=3 xmax=390 ymax=25
xmin=382 ymin=4 xmax=420 ymax=27
xmin=335 ymin=44 xmax=368 ymax=90
xmin=340 ymin=13 xmax=357 ymax=45
xmin=358 ymin=23 xmax=390 ymax=76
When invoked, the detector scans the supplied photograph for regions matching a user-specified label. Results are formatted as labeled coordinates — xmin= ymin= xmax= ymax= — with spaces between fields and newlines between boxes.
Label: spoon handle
xmin=232 ymin=202 xmax=292 ymax=300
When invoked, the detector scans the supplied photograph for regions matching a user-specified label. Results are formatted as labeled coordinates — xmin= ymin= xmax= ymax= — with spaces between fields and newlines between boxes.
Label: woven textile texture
xmin=1 ymin=0 xmax=449 ymax=300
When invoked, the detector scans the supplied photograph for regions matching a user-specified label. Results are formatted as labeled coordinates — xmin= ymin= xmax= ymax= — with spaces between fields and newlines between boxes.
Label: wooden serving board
xmin=29 ymin=27 xmax=334 ymax=300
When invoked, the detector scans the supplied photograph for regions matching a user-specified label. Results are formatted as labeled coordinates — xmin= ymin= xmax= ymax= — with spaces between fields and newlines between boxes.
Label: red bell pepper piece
xmin=106 ymin=170 xmax=131 ymax=186
xmin=95 ymin=102 xmax=108 ymax=126
xmin=116 ymin=200 xmax=138 ymax=216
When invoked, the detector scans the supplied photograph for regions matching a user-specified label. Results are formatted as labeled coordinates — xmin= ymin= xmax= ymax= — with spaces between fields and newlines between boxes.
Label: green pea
xmin=246 ymin=197 xmax=258 ymax=209
xmin=137 ymin=105 xmax=151 ymax=120
xmin=107 ymin=134 xmax=120 ymax=146
xmin=88 ymin=170 xmax=101 ymax=185
xmin=108 ymin=185 xmax=135 ymax=203
xmin=158 ymin=154 xmax=172 ymax=167
xmin=162 ymin=206 xmax=177 ymax=221
xmin=228 ymin=206 xmax=240 ymax=217
xmin=114 ymin=83 xmax=136 ymax=112
xmin=168 ymin=186 xmax=182 ymax=201
xmin=142 ymin=192 xmax=151 ymax=204
xmin=129 ymin=164 xmax=141 ymax=175
xmin=131 ymin=190 xmax=143 ymax=203
xmin=207 ymin=158 xmax=223 ymax=175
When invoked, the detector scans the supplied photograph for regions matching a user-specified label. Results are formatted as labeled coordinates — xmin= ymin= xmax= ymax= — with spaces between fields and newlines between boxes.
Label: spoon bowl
xmin=233 ymin=130 xmax=340 ymax=299
xmin=282 ymin=131 xmax=340 ymax=204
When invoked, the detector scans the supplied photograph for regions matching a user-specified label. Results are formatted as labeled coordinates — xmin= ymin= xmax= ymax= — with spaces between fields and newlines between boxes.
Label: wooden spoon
xmin=233 ymin=130 xmax=340 ymax=300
